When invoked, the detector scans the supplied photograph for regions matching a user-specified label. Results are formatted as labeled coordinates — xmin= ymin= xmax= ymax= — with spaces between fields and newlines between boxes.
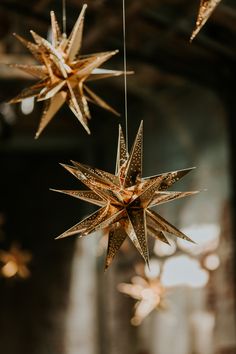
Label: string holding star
xmin=52 ymin=121 xmax=199 ymax=270
xmin=191 ymin=0 xmax=222 ymax=41
xmin=9 ymin=4 xmax=127 ymax=138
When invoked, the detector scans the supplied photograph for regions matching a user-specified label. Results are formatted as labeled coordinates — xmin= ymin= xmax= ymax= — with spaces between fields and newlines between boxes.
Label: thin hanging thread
xmin=62 ymin=0 xmax=67 ymax=35
xmin=122 ymin=0 xmax=128 ymax=149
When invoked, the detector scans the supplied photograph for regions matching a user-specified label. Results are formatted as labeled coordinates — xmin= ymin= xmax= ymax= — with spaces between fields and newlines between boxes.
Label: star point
xmin=191 ymin=0 xmax=222 ymax=41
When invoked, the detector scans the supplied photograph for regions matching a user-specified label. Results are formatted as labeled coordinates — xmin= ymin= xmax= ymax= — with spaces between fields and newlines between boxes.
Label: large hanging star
xmin=9 ymin=4 xmax=125 ymax=138
xmin=52 ymin=121 xmax=198 ymax=269
xmin=191 ymin=0 xmax=222 ymax=41
xmin=118 ymin=276 xmax=166 ymax=326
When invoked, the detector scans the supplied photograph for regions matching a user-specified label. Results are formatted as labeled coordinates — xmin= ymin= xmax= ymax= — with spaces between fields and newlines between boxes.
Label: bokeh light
xmin=178 ymin=223 xmax=220 ymax=255
xmin=161 ymin=255 xmax=209 ymax=288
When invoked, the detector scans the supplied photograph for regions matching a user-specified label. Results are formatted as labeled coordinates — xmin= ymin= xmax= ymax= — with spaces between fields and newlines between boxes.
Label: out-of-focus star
xmin=9 ymin=4 xmax=126 ymax=138
xmin=118 ymin=276 xmax=166 ymax=326
xmin=52 ymin=121 xmax=198 ymax=269
xmin=0 ymin=243 xmax=32 ymax=279
xmin=191 ymin=0 xmax=222 ymax=41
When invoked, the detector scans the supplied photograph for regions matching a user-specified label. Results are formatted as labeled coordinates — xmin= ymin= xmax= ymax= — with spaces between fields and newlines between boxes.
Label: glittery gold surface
xmin=191 ymin=0 xmax=222 ymax=41
xmin=9 ymin=4 xmax=125 ymax=138
xmin=52 ymin=121 xmax=198 ymax=269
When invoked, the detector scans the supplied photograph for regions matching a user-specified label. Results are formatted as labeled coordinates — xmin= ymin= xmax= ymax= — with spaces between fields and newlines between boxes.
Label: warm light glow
xmin=145 ymin=259 xmax=161 ymax=279
xmin=21 ymin=97 xmax=35 ymax=115
xmin=154 ymin=237 xmax=177 ymax=257
xmin=204 ymin=254 xmax=220 ymax=271
xmin=178 ymin=223 xmax=220 ymax=255
xmin=161 ymin=255 xmax=209 ymax=288
xmin=0 ymin=244 xmax=32 ymax=279
xmin=2 ymin=261 xmax=18 ymax=278
xmin=118 ymin=276 xmax=166 ymax=325
xmin=133 ymin=297 xmax=159 ymax=325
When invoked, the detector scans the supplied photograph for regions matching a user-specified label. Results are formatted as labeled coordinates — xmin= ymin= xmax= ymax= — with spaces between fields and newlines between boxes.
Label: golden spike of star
xmin=191 ymin=0 xmax=222 ymax=41
xmin=9 ymin=4 xmax=128 ymax=138
xmin=118 ymin=276 xmax=166 ymax=326
xmin=52 ymin=121 xmax=199 ymax=270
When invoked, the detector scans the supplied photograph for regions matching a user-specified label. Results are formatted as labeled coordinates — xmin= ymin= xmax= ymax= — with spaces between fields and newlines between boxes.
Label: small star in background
xmin=0 ymin=243 xmax=32 ymax=279
xmin=118 ymin=274 xmax=167 ymax=326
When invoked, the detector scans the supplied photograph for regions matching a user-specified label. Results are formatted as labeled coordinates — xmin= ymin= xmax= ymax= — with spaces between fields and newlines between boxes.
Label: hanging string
xmin=62 ymin=0 xmax=67 ymax=36
xmin=122 ymin=0 xmax=128 ymax=149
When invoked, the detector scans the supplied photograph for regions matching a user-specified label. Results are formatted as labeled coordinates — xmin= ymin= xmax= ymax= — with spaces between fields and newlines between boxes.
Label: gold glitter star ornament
xmin=9 ymin=4 xmax=125 ymax=138
xmin=191 ymin=0 xmax=222 ymax=41
xmin=52 ymin=121 xmax=199 ymax=269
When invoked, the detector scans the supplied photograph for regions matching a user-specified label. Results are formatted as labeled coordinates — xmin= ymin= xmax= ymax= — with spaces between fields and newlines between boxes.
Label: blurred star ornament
xmin=191 ymin=0 xmax=222 ymax=41
xmin=118 ymin=276 xmax=166 ymax=326
xmin=52 ymin=121 xmax=198 ymax=269
xmin=0 ymin=243 xmax=32 ymax=279
xmin=9 ymin=4 xmax=125 ymax=138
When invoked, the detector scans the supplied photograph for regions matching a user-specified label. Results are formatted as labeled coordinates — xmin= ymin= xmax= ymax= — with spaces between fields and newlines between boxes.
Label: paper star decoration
xmin=0 ymin=243 xmax=32 ymax=279
xmin=9 ymin=4 xmax=125 ymax=138
xmin=118 ymin=276 xmax=166 ymax=326
xmin=191 ymin=0 xmax=222 ymax=41
xmin=52 ymin=121 xmax=198 ymax=270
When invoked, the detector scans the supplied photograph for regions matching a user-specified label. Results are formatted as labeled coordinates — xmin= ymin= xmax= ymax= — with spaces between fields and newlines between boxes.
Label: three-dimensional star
xmin=118 ymin=276 xmax=166 ymax=326
xmin=9 ymin=4 xmax=125 ymax=138
xmin=191 ymin=0 xmax=222 ymax=41
xmin=52 ymin=121 xmax=198 ymax=269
